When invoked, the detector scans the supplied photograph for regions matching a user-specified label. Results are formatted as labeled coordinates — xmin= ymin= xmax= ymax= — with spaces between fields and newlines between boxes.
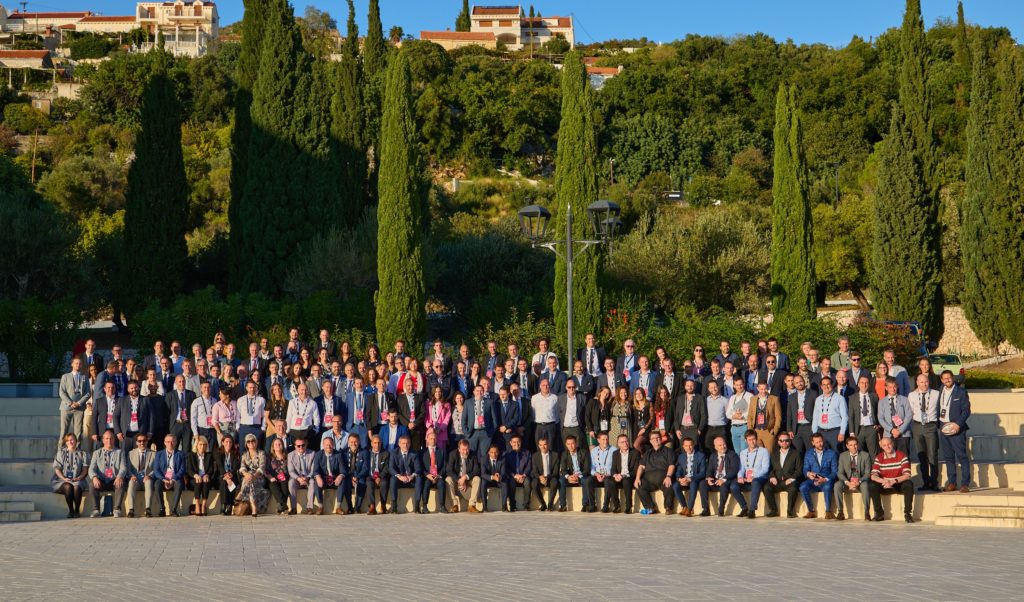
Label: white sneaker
xmin=113 ymin=510 xmax=122 ymax=518
xmin=90 ymin=510 xmax=100 ymax=518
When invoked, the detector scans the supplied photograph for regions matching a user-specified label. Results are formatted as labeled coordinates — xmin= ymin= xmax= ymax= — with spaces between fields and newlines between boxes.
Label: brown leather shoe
xmin=943 ymin=483 xmax=957 ymax=492
xmin=959 ymin=485 xmax=970 ymax=493
xmin=467 ymin=505 xmax=479 ymax=513
xmin=824 ymin=512 xmax=836 ymax=520
xmin=803 ymin=511 xmax=817 ymax=519
xmin=835 ymin=512 xmax=845 ymax=521
xmin=366 ymin=507 xmax=377 ymax=516
xmin=450 ymin=505 xmax=459 ymax=513
xmin=315 ymin=506 xmax=323 ymax=516
xmin=678 ymin=508 xmax=688 ymax=516
xmin=333 ymin=507 xmax=344 ymax=515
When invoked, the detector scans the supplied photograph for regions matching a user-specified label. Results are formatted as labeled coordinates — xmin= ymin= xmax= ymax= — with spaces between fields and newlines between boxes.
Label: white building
xmin=469 ymin=5 xmax=574 ymax=51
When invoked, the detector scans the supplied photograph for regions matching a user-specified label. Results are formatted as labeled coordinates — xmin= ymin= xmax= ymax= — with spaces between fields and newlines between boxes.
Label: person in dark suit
xmin=395 ymin=379 xmax=425 ymax=450
xmin=512 ymin=359 xmax=538 ymax=401
xmin=78 ymin=339 xmax=104 ymax=373
xmin=540 ymin=356 xmax=567 ymax=396
xmin=503 ymin=435 xmax=532 ymax=511
xmin=701 ymin=361 xmax=725 ymax=397
xmin=491 ymin=386 xmax=522 ymax=452
xmin=418 ymin=429 xmax=446 ymax=513
xmin=311 ymin=436 xmax=345 ymax=514
xmin=186 ymin=435 xmax=216 ymax=516
xmin=615 ymin=340 xmax=639 ymax=386
xmin=653 ymin=359 xmax=683 ymax=402
xmin=214 ymin=435 xmax=241 ymax=515
xmin=480 ymin=444 xmax=507 ymax=512
xmin=151 ymin=433 xmax=186 ymax=516
xmin=937 ymin=371 xmax=972 ymax=492
xmin=142 ymin=341 xmax=166 ymax=373
xmin=312 ymin=329 xmax=338 ymax=362
xmin=569 ymin=360 xmax=596 ymax=400
xmin=444 ymin=440 xmax=481 ymax=512
xmin=379 ymin=409 xmax=410 ymax=453
xmin=577 ymin=333 xmax=606 ymax=378
xmin=756 ymin=355 xmax=788 ymax=399
xmin=117 ymin=382 xmax=153 ymax=454
xmin=847 ymin=374 xmax=882 ymax=459
xmin=698 ymin=436 xmax=740 ymax=516
xmin=92 ymin=382 xmax=122 ymax=447
xmin=673 ymin=379 xmax=706 ymax=450
xmin=763 ymin=432 xmax=802 ymax=517
xmin=786 ymin=375 xmax=815 ymax=460
xmin=557 ymin=435 xmax=591 ymax=512
xmin=847 ymin=352 xmax=874 ymax=391
xmin=165 ymin=376 xmax=196 ymax=453
xmin=243 ymin=343 xmax=269 ymax=381
xmin=340 ymin=433 xmax=369 ymax=513
xmin=608 ymin=433 xmax=640 ymax=513
xmin=365 ymin=435 xmax=390 ymax=514
xmin=530 ymin=437 xmax=560 ymax=511
xmin=387 ymin=435 xmax=421 ymax=514
xmin=482 ymin=340 xmax=504 ymax=380
xmin=597 ymin=357 xmax=627 ymax=398
xmin=799 ymin=433 xmax=839 ymax=518
xmin=671 ymin=437 xmax=707 ymax=516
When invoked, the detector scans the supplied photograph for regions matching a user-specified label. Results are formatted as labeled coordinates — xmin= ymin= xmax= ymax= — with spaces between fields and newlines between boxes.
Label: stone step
xmin=0 ymin=415 xmax=62 ymax=436
xmin=967 ymin=435 xmax=1024 ymax=462
xmin=934 ymin=515 xmax=1024 ymax=528
xmin=0 ymin=509 xmax=41 ymax=522
xmin=967 ymin=413 xmax=1024 ymax=437
xmin=0 ymin=459 xmax=54 ymax=486
xmin=951 ymin=504 xmax=1024 ymax=518
xmin=0 ymin=500 xmax=35 ymax=511
xmin=909 ymin=461 xmax=1024 ymax=489
xmin=0 ymin=436 xmax=59 ymax=458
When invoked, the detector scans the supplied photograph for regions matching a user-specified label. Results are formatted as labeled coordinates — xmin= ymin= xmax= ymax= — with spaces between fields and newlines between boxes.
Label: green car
xmin=929 ymin=354 xmax=965 ymax=385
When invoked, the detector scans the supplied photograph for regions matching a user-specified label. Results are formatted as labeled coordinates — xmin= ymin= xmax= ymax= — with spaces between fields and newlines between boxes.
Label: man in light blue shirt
xmin=586 ymin=432 xmax=614 ymax=511
xmin=811 ymin=377 xmax=848 ymax=451
xmin=730 ymin=430 xmax=771 ymax=518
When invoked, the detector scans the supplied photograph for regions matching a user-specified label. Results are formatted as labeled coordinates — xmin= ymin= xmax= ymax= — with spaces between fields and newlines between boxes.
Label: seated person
xmin=53 ymin=433 xmax=88 ymax=518
xmin=799 ymin=433 xmax=839 ymax=519
xmin=388 ymin=435 xmax=421 ymax=514
xmin=125 ymin=434 xmax=153 ymax=518
xmin=312 ymin=435 xmax=345 ymax=515
xmin=869 ymin=436 xmax=916 ymax=523
xmin=586 ymin=432 xmax=614 ymax=512
xmin=763 ymin=432 xmax=802 ymax=518
xmin=481 ymin=444 xmax=508 ymax=512
xmin=186 ymin=435 xmax=215 ymax=516
xmin=151 ymin=433 xmax=185 ymax=517
xmin=730 ymin=429 xmax=770 ymax=518
xmin=503 ymin=434 xmax=532 ymax=511
xmin=608 ymin=434 xmax=639 ymax=514
xmin=671 ymin=437 xmax=706 ymax=516
xmin=417 ymin=428 xmax=447 ymax=514
xmin=558 ymin=435 xmax=592 ymax=512
xmin=835 ymin=436 xmax=872 ymax=520
xmin=530 ymin=437 xmax=560 ymax=512
xmin=214 ymin=435 xmax=241 ymax=515
xmin=287 ymin=438 xmax=317 ymax=515
xmin=340 ymin=433 xmax=369 ymax=514
xmin=698 ymin=436 xmax=739 ymax=517
xmin=635 ymin=431 xmax=675 ymax=515
xmin=88 ymin=429 xmax=127 ymax=518
xmin=445 ymin=439 xmax=481 ymax=512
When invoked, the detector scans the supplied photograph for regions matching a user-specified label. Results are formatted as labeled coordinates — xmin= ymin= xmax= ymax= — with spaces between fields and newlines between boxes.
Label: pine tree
xmin=770 ymin=83 xmax=815 ymax=324
xmin=375 ymin=52 xmax=426 ymax=352
xmin=122 ymin=49 xmax=188 ymax=316
xmin=989 ymin=44 xmax=1024 ymax=347
xmin=871 ymin=0 xmax=943 ymax=340
xmin=362 ymin=0 xmax=387 ymax=205
xmin=363 ymin=0 xmax=386 ymax=78
xmin=552 ymin=51 xmax=601 ymax=356
xmin=961 ymin=43 xmax=1003 ymax=347
xmin=228 ymin=0 xmax=269 ymax=290
xmin=331 ymin=0 xmax=366 ymax=222
xmin=456 ymin=0 xmax=471 ymax=32
xmin=236 ymin=0 xmax=313 ymax=294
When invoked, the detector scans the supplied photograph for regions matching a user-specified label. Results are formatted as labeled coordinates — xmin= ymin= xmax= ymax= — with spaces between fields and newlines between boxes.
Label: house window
xmin=498 ymin=20 xmax=513 ymax=26
xmin=479 ymin=20 xmax=492 ymax=27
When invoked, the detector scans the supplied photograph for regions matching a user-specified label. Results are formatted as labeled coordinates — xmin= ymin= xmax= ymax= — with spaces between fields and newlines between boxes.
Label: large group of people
xmin=54 ymin=330 xmax=972 ymax=522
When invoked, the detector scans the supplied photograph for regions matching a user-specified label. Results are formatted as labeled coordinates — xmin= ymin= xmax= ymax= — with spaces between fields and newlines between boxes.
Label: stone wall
xmin=935 ymin=306 xmax=1020 ymax=358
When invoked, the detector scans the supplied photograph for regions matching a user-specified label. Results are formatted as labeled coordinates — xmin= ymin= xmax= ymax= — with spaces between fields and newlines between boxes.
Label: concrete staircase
xmin=0 ymin=389 xmax=1022 ymax=526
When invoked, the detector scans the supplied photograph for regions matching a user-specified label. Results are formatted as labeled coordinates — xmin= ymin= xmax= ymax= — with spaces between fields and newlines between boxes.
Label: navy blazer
xmin=165 ymin=388 xmax=196 ymax=425
xmin=492 ymin=398 xmax=522 ymax=432
xmin=674 ymin=450 xmax=707 ymax=479
xmin=117 ymin=396 xmax=153 ymax=436
xmin=343 ymin=390 xmax=372 ymax=431
xmin=341 ymin=448 xmax=370 ymax=479
xmin=315 ymin=394 xmax=345 ymax=428
xmin=388 ymin=450 xmax=421 ymax=476
xmin=462 ymin=397 xmax=496 ymax=437
xmin=802 ymin=448 xmax=838 ymax=481
xmin=704 ymin=451 xmax=740 ymax=481
xmin=941 ymin=386 xmax=971 ymax=431
xmin=379 ymin=424 xmax=410 ymax=452
xmin=540 ymin=370 xmax=567 ymax=395
xmin=314 ymin=450 xmax=346 ymax=479
xmin=482 ymin=454 xmax=507 ymax=481
xmin=418 ymin=446 xmax=447 ymax=476
xmin=504 ymin=449 xmax=532 ymax=478
xmin=92 ymin=396 xmax=122 ymax=437
xmin=152 ymin=449 xmax=186 ymax=481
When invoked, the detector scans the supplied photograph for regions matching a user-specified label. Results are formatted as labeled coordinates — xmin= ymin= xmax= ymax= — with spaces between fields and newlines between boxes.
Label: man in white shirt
xmin=285 ymin=383 xmax=320 ymax=445
xmin=909 ymin=373 xmax=940 ymax=491
xmin=236 ymin=380 xmax=266 ymax=448
xmin=531 ymin=379 xmax=560 ymax=454
xmin=191 ymin=381 xmax=217 ymax=450
xmin=727 ymin=378 xmax=752 ymax=452
xmin=530 ymin=437 xmax=559 ymax=511
xmin=558 ymin=381 xmax=585 ymax=452
xmin=531 ymin=338 xmax=558 ymax=372
xmin=608 ymin=434 xmax=638 ymax=513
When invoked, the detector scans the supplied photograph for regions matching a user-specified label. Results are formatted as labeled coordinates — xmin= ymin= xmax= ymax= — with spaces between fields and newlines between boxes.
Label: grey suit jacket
xmin=287 ymin=450 xmax=316 ymax=478
xmin=59 ymin=371 xmax=90 ymax=411
xmin=128 ymin=447 xmax=156 ymax=478
xmin=837 ymin=450 xmax=872 ymax=482
xmin=877 ymin=395 xmax=913 ymax=438
xmin=88 ymin=447 xmax=127 ymax=481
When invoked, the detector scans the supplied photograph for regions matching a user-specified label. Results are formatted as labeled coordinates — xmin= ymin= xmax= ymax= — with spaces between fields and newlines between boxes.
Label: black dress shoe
xmin=786 ymin=512 xmax=797 ymax=518
xmin=144 ymin=510 xmax=152 ymax=518
xmin=904 ymin=513 xmax=914 ymax=523
xmin=288 ymin=509 xmax=297 ymax=515
xmin=601 ymin=507 xmax=610 ymax=513
xmin=624 ymin=508 xmax=632 ymax=514
xmin=764 ymin=511 xmax=779 ymax=518
xmin=737 ymin=509 xmax=749 ymax=518
xmin=558 ymin=506 xmax=567 ymax=512
xmin=700 ymin=509 xmax=711 ymax=517
xmin=747 ymin=511 xmax=756 ymax=519
xmin=612 ymin=506 xmax=621 ymax=514
xmin=872 ymin=515 xmax=885 ymax=522
xmin=419 ymin=507 xmax=428 ymax=515
xmin=127 ymin=510 xmax=135 ymax=518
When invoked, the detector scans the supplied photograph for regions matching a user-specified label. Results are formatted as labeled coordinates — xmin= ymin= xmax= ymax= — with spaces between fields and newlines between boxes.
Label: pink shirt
xmin=211 ymin=402 xmax=237 ymax=427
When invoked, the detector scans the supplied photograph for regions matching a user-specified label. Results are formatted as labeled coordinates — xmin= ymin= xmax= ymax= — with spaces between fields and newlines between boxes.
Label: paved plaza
xmin=0 ymin=513 xmax=1022 ymax=601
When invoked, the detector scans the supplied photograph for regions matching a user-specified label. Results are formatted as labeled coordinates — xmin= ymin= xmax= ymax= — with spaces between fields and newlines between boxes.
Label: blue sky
xmin=37 ymin=0 xmax=1023 ymax=47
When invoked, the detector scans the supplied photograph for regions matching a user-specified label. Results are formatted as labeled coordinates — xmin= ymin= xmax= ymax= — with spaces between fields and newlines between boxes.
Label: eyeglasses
xmin=778 ymin=439 xmax=791 ymax=443
xmin=694 ymin=348 xmax=703 ymax=353
xmin=851 ymin=357 xmax=861 ymax=362
xmin=624 ymin=344 xmax=634 ymax=348
xmin=295 ymin=444 xmax=306 ymax=449
xmin=766 ymin=360 xmax=776 ymax=365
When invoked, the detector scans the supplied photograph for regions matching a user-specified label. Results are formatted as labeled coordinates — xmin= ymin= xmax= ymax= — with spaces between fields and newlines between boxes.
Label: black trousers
xmin=506 ymin=477 xmax=532 ymax=509
xmin=268 ymin=480 xmax=289 ymax=509
xmin=605 ymin=475 xmax=634 ymax=511
xmin=366 ymin=476 xmax=390 ymax=508
xmin=218 ymin=478 xmax=237 ymax=510
xmin=698 ymin=478 xmax=737 ymax=513
xmin=531 ymin=475 xmax=558 ymax=508
xmin=763 ymin=478 xmax=800 ymax=515
xmin=169 ymin=422 xmax=192 ymax=454
xmin=855 ymin=425 xmax=881 ymax=459
xmin=703 ymin=426 xmax=727 ymax=454
xmin=535 ymin=423 xmax=559 ymax=452
xmin=191 ymin=478 xmax=211 ymax=501
xmin=792 ymin=424 xmax=813 ymax=460
xmin=636 ymin=470 xmax=673 ymax=512
xmin=869 ymin=480 xmax=914 ymax=517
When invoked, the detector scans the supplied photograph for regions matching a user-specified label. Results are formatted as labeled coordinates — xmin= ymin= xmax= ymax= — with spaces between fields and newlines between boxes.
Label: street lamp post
xmin=518 ymin=200 xmax=622 ymax=372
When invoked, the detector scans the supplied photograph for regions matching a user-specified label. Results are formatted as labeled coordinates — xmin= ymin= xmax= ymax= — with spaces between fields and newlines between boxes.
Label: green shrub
xmin=965 ymin=370 xmax=1024 ymax=390
xmin=470 ymin=309 xmax=556 ymax=360
xmin=0 ymin=297 xmax=83 ymax=381
xmin=70 ymin=36 xmax=116 ymax=60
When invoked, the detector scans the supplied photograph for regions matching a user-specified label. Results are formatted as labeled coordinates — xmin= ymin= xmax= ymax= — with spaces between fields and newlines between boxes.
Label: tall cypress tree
xmin=330 ymin=0 xmax=365 ymax=222
xmin=375 ymin=52 xmax=426 ymax=351
xmin=122 ymin=49 xmax=188 ymax=316
xmin=871 ymin=0 xmax=943 ymax=340
xmin=989 ymin=45 xmax=1024 ymax=347
xmin=770 ymin=83 xmax=815 ymax=324
xmin=236 ymin=0 xmax=312 ymax=294
xmin=363 ymin=0 xmax=386 ymax=79
xmin=961 ymin=43 xmax=1003 ymax=347
xmin=455 ymin=0 xmax=471 ymax=32
xmin=228 ymin=0 xmax=269 ymax=290
xmin=552 ymin=51 xmax=601 ymax=356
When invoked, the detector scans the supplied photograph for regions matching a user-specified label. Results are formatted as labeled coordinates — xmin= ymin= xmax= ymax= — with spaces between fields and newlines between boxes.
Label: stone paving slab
xmin=0 ymin=513 xmax=1022 ymax=600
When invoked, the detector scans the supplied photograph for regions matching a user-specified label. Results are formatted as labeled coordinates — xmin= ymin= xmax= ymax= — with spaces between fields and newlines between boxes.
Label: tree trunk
xmin=850 ymin=283 xmax=871 ymax=311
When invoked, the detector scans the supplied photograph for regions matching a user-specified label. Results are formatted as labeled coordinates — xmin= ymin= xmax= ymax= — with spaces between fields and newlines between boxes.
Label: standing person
xmin=630 ymin=389 xmax=655 ymax=452
xmin=608 ymin=387 xmax=632 ymax=446
xmin=58 ymin=358 xmax=90 ymax=452
xmin=811 ymin=377 xmax=847 ymax=452
xmin=634 ymin=432 xmax=675 ymax=515
xmin=585 ymin=386 xmax=613 ymax=449
xmin=125 ymin=434 xmax=154 ymax=518
xmin=53 ymin=433 xmax=88 ymax=518
xmin=747 ymin=382 xmax=781 ymax=452
xmin=424 ymin=386 xmax=452 ymax=451
xmin=531 ymin=380 xmax=559 ymax=455
xmin=492 ymin=386 xmax=521 ymax=452
xmin=215 ymin=435 xmax=241 ymax=515
xmin=937 ymin=371 xmax=972 ymax=493
xmin=117 ymin=382 xmax=152 ymax=455
xmin=848 ymin=374 xmax=882 ymax=460
xmin=878 ymin=377 xmax=913 ymax=455
xmin=703 ymin=381 xmax=729 ymax=454
xmin=151 ymin=434 xmax=186 ymax=517
xmin=236 ymin=381 xmax=266 ymax=451
xmin=674 ymin=379 xmax=706 ymax=453
xmin=908 ymin=373 xmax=941 ymax=490
xmin=763 ymin=432 xmax=802 ymax=518
xmin=651 ymin=386 xmax=674 ymax=448
xmin=166 ymin=375 xmax=195 ymax=454
xmin=786 ymin=375 xmax=814 ymax=459
xmin=285 ymin=384 xmax=319 ymax=448
xmin=346 ymin=378 xmax=373 ymax=449
xmin=726 ymin=378 xmax=752 ymax=452
xmin=191 ymin=382 xmax=217 ymax=452
xmin=558 ymin=381 xmax=587 ymax=452
xmin=211 ymin=389 xmax=239 ymax=447
xmin=187 ymin=436 xmax=215 ymax=516
xmin=869 ymin=437 xmax=915 ymax=523
xmin=88 ymin=430 xmax=126 ymax=518
xmin=834 ymin=436 xmax=872 ymax=521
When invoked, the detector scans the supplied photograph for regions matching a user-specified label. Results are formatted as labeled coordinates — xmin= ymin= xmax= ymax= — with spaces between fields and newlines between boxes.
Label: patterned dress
xmin=238 ymin=450 xmax=270 ymax=512
xmin=609 ymin=402 xmax=631 ymax=444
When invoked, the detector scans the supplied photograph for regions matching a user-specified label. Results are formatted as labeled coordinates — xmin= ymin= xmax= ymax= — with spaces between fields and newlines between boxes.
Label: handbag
xmin=232 ymin=500 xmax=252 ymax=516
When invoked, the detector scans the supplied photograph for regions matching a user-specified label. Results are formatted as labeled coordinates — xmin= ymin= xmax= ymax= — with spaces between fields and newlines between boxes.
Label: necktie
xmin=861 ymin=395 xmax=868 ymax=416
xmin=430 ymin=448 xmax=436 ymax=473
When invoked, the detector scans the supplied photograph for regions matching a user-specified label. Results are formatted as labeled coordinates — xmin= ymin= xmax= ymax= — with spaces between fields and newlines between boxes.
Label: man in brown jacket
xmin=748 ymin=382 xmax=782 ymax=451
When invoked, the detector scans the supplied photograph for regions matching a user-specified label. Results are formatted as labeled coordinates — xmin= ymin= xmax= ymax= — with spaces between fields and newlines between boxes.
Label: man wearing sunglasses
xmin=764 ymin=432 xmax=802 ymax=518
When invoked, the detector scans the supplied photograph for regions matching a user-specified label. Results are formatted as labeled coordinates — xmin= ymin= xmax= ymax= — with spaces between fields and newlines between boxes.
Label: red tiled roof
xmin=0 ymin=50 xmax=50 ymax=59
xmin=421 ymin=30 xmax=495 ymax=41
xmin=58 ymin=24 xmax=77 ymax=29
xmin=587 ymin=66 xmax=620 ymax=76
xmin=8 ymin=11 xmax=90 ymax=19
xmin=472 ymin=6 xmax=520 ymax=16
xmin=79 ymin=15 xmax=137 ymax=22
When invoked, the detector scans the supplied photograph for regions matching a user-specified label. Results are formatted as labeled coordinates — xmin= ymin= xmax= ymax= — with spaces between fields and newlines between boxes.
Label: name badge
xmin=379 ymin=411 xmax=388 ymax=422
xmin=940 ymin=408 xmax=947 ymax=420
xmin=619 ymin=417 xmax=628 ymax=429
xmin=756 ymin=411 xmax=765 ymax=426
xmin=797 ymin=409 xmax=805 ymax=422
xmin=277 ymin=472 xmax=286 ymax=481
xmin=199 ymin=469 xmax=205 ymax=477
xmin=206 ymin=416 xmax=213 ymax=427
xmin=356 ymin=409 xmax=364 ymax=422
xmin=657 ymin=418 xmax=665 ymax=430
xmin=600 ymin=419 xmax=609 ymax=431
xmin=324 ymin=413 xmax=333 ymax=425
xmin=180 ymin=409 xmax=187 ymax=421
xmin=104 ymin=468 xmax=113 ymax=478
xmin=409 ymin=410 xmax=416 ymax=422
xmin=165 ymin=468 xmax=173 ymax=479
xmin=820 ymin=412 xmax=828 ymax=425
xmin=745 ymin=469 xmax=754 ymax=480
xmin=131 ymin=412 xmax=138 ymax=422
xmin=476 ymin=414 xmax=485 ymax=427
xmin=106 ymin=413 xmax=113 ymax=425
xmin=294 ymin=416 xmax=303 ymax=427
xmin=892 ymin=415 xmax=904 ymax=427
xmin=682 ymin=415 xmax=693 ymax=427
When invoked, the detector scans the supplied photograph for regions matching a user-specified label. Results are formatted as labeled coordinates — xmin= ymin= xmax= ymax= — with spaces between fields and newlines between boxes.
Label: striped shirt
xmin=871 ymin=450 xmax=910 ymax=479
